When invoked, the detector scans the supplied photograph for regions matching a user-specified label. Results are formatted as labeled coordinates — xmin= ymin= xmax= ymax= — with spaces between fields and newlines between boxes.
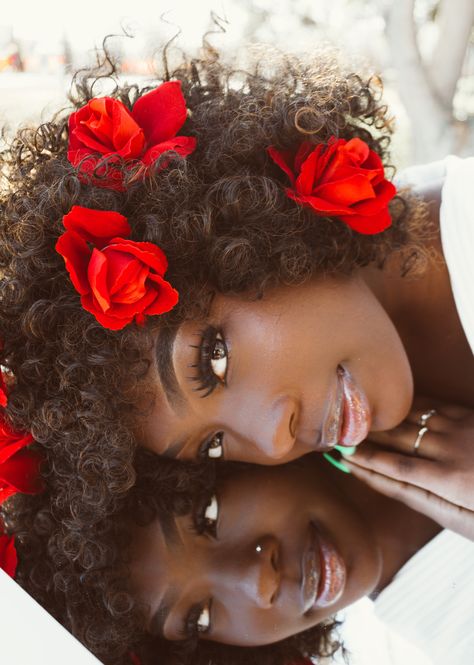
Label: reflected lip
xmin=301 ymin=522 xmax=347 ymax=613
xmin=317 ymin=366 xmax=371 ymax=450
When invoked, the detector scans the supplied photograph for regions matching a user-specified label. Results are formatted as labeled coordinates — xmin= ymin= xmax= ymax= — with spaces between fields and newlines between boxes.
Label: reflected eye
xmin=193 ymin=493 xmax=219 ymax=537
xmin=210 ymin=333 xmax=227 ymax=381
xmin=199 ymin=432 xmax=224 ymax=459
xmin=204 ymin=495 xmax=219 ymax=524
xmin=197 ymin=602 xmax=211 ymax=633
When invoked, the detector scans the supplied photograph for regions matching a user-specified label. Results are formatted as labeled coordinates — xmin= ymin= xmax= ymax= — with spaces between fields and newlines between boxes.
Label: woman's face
xmin=129 ymin=459 xmax=383 ymax=646
xmin=138 ymin=274 xmax=413 ymax=464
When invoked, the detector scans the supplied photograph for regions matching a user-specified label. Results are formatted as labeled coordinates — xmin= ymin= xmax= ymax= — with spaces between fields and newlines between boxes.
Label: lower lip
xmin=338 ymin=367 xmax=371 ymax=447
xmin=313 ymin=525 xmax=346 ymax=609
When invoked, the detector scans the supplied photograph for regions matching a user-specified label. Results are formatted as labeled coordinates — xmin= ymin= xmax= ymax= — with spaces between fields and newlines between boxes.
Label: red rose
xmin=0 ymin=533 xmax=17 ymax=578
xmin=0 ymin=416 xmax=42 ymax=504
xmin=267 ymin=137 xmax=396 ymax=234
xmin=68 ymin=81 xmax=197 ymax=190
xmin=0 ymin=372 xmax=8 ymax=408
xmin=56 ymin=205 xmax=179 ymax=330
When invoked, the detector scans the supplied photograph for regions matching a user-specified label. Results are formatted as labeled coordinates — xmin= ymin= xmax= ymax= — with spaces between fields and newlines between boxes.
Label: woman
xmin=124 ymin=451 xmax=473 ymax=665
xmin=0 ymin=36 xmax=473 ymax=664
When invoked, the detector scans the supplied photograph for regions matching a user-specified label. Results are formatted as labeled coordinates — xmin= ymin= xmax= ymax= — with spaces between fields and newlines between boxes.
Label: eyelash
xmin=188 ymin=326 xmax=228 ymax=398
xmin=182 ymin=600 xmax=213 ymax=639
xmin=184 ymin=494 xmax=218 ymax=638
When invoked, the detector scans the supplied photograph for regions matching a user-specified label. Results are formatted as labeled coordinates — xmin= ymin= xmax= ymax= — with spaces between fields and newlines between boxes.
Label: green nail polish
xmin=334 ymin=445 xmax=357 ymax=457
xmin=323 ymin=452 xmax=351 ymax=474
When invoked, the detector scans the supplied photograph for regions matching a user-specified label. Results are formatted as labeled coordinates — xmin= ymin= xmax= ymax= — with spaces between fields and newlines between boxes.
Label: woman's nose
xmin=248 ymin=395 xmax=299 ymax=461
xmin=216 ymin=535 xmax=281 ymax=609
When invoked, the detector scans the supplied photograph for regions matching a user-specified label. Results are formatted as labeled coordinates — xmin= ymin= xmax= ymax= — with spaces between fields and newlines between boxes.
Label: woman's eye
xmin=204 ymin=495 xmax=219 ymax=524
xmin=189 ymin=327 xmax=229 ymax=398
xmin=192 ymin=493 xmax=219 ymax=539
xmin=210 ymin=333 xmax=227 ymax=382
xmin=200 ymin=432 xmax=224 ymax=459
xmin=197 ymin=601 xmax=211 ymax=633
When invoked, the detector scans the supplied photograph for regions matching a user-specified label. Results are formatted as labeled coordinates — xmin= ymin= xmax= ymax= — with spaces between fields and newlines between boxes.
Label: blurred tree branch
xmin=385 ymin=0 xmax=474 ymax=161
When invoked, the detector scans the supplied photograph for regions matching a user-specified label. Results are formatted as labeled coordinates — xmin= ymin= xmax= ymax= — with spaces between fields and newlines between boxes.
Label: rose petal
xmin=314 ymin=173 xmax=376 ymax=206
xmin=81 ymin=287 xmax=156 ymax=330
xmin=342 ymin=138 xmax=370 ymax=165
xmin=350 ymin=179 xmax=396 ymax=214
xmin=55 ymin=230 xmax=91 ymax=295
xmin=88 ymin=249 xmax=111 ymax=313
xmin=0 ymin=374 xmax=8 ymax=408
xmin=0 ymin=534 xmax=17 ymax=578
xmin=62 ymin=206 xmax=131 ymax=248
xmin=103 ymin=249 xmax=149 ymax=303
xmin=109 ymin=99 xmax=145 ymax=157
xmin=142 ymin=274 xmax=179 ymax=315
xmin=295 ymin=149 xmax=322 ymax=195
xmin=339 ymin=206 xmax=392 ymax=234
xmin=131 ymin=81 xmax=188 ymax=146
xmin=267 ymin=146 xmax=296 ymax=186
xmin=0 ymin=419 xmax=34 ymax=465
xmin=286 ymin=189 xmax=353 ymax=216
xmin=104 ymin=238 xmax=169 ymax=275
xmin=0 ymin=448 xmax=43 ymax=496
xmin=294 ymin=142 xmax=317 ymax=173
xmin=0 ymin=487 xmax=17 ymax=504
xmin=141 ymin=136 xmax=197 ymax=167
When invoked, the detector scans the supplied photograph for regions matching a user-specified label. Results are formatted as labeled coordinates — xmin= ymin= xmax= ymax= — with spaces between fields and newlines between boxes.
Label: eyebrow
xmin=155 ymin=325 xmax=187 ymax=413
xmin=149 ymin=515 xmax=182 ymax=637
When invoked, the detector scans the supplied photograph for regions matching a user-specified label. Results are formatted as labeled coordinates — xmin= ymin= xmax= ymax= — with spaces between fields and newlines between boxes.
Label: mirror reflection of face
xmin=130 ymin=459 xmax=382 ymax=646
xmin=138 ymin=275 xmax=413 ymax=464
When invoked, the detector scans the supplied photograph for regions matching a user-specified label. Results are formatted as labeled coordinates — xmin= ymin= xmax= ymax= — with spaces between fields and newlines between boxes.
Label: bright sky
xmin=0 ymin=0 xmax=250 ymax=50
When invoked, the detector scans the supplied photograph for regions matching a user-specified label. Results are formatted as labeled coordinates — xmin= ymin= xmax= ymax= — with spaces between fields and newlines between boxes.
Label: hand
xmin=346 ymin=397 xmax=474 ymax=540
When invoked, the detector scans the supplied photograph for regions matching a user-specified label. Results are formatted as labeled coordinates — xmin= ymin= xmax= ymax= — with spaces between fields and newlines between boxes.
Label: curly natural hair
xmin=1 ymin=34 xmax=429 ymax=665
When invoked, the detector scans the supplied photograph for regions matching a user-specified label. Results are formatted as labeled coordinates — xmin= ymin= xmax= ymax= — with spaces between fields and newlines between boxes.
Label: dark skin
xmin=137 ymin=164 xmax=474 ymax=536
xmin=129 ymin=456 xmax=440 ymax=647
xmin=351 ymin=165 xmax=474 ymax=539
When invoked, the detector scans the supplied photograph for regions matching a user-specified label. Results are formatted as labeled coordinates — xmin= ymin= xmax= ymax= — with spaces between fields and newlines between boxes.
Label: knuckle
xmin=396 ymin=455 xmax=414 ymax=474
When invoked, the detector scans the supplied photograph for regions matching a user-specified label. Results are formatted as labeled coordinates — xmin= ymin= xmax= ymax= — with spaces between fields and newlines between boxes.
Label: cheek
xmin=210 ymin=602 xmax=303 ymax=646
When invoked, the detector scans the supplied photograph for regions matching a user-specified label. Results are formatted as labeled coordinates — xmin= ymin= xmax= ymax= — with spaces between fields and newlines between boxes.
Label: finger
xmin=411 ymin=396 xmax=472 ymax=421
xmin=365 ymin=422 xmax=444 ymax=459
xmin=347 ymin=463 xmax=474 ymax=540
xmin=348 ymin=444 xmax=446 ymax=489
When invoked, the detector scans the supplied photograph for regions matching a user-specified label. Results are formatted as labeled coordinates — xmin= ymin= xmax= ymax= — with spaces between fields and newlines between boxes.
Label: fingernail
xmin=334 ymin=445 xmax=357 ymax=457
xmin=323 ymin=452 xmax=351 ymax=474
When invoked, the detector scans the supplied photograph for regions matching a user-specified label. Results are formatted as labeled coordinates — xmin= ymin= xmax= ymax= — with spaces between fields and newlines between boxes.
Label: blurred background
xmin=0 ymin=0 xmax=473 ymax=166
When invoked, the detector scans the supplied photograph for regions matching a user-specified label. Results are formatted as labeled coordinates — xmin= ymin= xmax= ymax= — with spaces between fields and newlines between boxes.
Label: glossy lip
xmin=301 ymin=522 xmax=347 ymax=612
xmin=313 ymin=523 xmax=346 ymax=609
xmin=315 ymin=366 xmax=371 ymax=450
xmin=338 ymin=365 xmax=371 ymax=446
xmin=301 ymin=522 xmax=322 ymax=612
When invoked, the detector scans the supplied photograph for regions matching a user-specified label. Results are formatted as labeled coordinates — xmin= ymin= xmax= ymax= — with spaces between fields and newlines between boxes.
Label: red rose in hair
xmin=68 ymin=81 xmax=197 ymax=190
xmin=0 ymin=372 xmax=8 ymax=408
xmin=56 ymin=206 xmax=179 ymax=330
xmin=0 ymin=416 xmax=42 ymax=504
xmin=267 ymin=137 xmax=396 ymax=234
xmin=0 ymin=533 xmax=17 ymax=578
